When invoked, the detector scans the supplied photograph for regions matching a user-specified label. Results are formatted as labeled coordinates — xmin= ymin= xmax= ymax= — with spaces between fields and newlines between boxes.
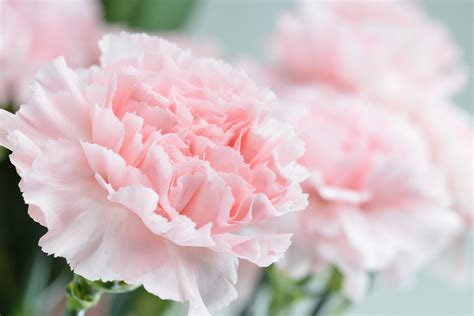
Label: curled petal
xmin=214 ymin=233 xmax=292 ymax=267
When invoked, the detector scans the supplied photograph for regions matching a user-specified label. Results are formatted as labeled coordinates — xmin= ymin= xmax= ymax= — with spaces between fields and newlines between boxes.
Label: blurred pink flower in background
xmin=409 ymin=101 xmax=473 ymax=286
xmin=271 ymin=0 xmax=467 ymax=105
xmin=411 ymin=102 xmax=473 ymax=228
xmin=264 ymin=0 xmax=473 ymax=292
xmin=0 ymin=33 xmax=308 ymax=315
xmin=0 ymin=0 xmax=102 ymax=105
xmin=272 ymin=87 xmax=462 ymax=300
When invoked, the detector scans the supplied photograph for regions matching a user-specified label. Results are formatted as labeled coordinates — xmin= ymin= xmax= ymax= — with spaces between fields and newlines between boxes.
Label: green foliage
xmin=66 ymin=275 xmax=103 ymax=312
xmin=92 ymin=280 xmax=139 ymax=294
xmin=129 ymin=288 xmax=173 ymax=315
xmin=101 ymin=0 xmax=198 ymax=31
xmin=107 ymin=287 xmax=173 ymax=316
xmin=310 ymin=268 xmax=351 ymax=316
xmin=267 ymin=265 xmax=312 ymax=316
xmin=0 ymin=146 xmax=6 ymax=162
xmin=264 ymin=266 xmax=351 ymax=316
xmin=65 ymin=275 xmax=139 ymax=315
xmin=327 ymin=268 xmax=343 ymax=292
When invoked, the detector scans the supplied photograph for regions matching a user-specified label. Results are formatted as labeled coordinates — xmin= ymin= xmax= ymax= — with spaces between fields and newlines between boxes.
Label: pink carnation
xmin=0 ymin=0 xmax=102 ymax=105
xmin=410 ymin=102 xmax=473 ymax=286
xmin=0 ymin=33 xmax=307 ymax=315
xmin=271 ymin=1 xmax=467 ymax=101
xmin=274 ymin=87 xmax=461 ymax=300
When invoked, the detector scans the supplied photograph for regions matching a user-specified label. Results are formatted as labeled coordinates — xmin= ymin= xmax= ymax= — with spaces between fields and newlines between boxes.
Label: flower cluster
xmin=0 ymin=0 xmax=471 ymax=315
xmin=263 ymin=0 xmax=473 ymax=299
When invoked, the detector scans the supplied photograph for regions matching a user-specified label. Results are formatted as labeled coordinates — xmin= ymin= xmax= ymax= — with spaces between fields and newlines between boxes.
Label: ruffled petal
xmin=137 ymin=246 xmax=238 ymax=316
xmin=81 ymin=142 xmax=151 ymax=189
xmin=108 ymin=185 xmax=214 ymax=247
xmin=179 ymin=171 xmax=234 ymax=229
xmin=214 ymin=233 xmax=292 ymax=267
xmin=21 ymin=140 xmax=199 ymax=282
xmin=16 ymin=58 xmax=92 ymax=144
xmin=92 ymin=105 xmax=125 ymax=152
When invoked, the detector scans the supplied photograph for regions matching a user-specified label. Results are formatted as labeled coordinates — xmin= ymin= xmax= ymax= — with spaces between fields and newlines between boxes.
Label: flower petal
xmin=137 ymin=246 xmax=238 ymax=316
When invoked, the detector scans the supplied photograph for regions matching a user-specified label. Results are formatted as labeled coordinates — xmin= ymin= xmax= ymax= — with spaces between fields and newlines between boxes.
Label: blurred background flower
xmin=0 ymin=0 xmax=102 ymax=106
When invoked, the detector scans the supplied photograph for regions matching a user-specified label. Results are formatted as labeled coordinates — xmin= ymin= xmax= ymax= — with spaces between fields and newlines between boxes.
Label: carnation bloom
xmin=0 ymin=0 xmax=102 ymax=105
xmin=271 ymin=0 xmax=467 ymax=102
xmin=0 ymin=33 xmax=308 ymax=315
xmin=267 ymin=0 xmax=472 ymax=292
xmin=273 ymin=87 xmax=461 ymax=300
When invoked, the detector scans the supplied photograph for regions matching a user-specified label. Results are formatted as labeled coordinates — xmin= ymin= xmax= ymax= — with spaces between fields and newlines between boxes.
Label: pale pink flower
xmin=271 ymin=0 xmax=467 ymax=102
xmin=410 ymin=102 xmax=474 ymax=227
xmin=0 ymin=33 xmax=307 ymax=315
xmin=0 ymin=0 xmax=102 ymax=105
xmin=273 ymin=87 xmax=461 ymax=300
xmin=409 ymin=101 xmax=473 ymax=286
xmin=266 ymin=0 xmax=472 ymax=291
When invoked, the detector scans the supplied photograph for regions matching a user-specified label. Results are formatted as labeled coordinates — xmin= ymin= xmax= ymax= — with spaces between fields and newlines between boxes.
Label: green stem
xmin=310 ymin=268 xmax=343 ymax=316
xmin=310 ymin=287 xmax=331 ymax=316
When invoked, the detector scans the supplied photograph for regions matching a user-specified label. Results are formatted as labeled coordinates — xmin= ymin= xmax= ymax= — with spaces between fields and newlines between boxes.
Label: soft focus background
xmin=188 ymin=0 xmax=473 ymax=114
xmin=186 ymin=1 xmax=473 ymax=315
xmin=0 ymin=1 xmax=472 ymax=315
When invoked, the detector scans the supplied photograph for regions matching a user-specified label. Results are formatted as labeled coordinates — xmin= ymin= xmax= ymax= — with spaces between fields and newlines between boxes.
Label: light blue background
xmin=187 ymin=1 xmax=473 ymax=315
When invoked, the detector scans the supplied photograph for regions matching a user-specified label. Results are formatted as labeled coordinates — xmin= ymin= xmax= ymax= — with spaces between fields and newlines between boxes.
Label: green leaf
xmin=92 ymin=280 xmax=139 ymax=293
xmin=101 ymin=0 xmax=139 ymax=24
xmin=0 ymin=146 xmax=7 ymax=162
xmin=327 ymin=268 xmax=343 ymax=292
xmin=310 ymin=268 xmax=347 ymax=316
xmin=129 ymin=287 xmax=173 ymax=316
xmin=101 ymin=0 xmax=198 ymax=31
xmin=65 ymin=275 xmax=102 ymax=312
xmin=266 ymin=265 xmax=311 ymax=316
xmin=65 ymin=275 xmax=139 ymax=315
